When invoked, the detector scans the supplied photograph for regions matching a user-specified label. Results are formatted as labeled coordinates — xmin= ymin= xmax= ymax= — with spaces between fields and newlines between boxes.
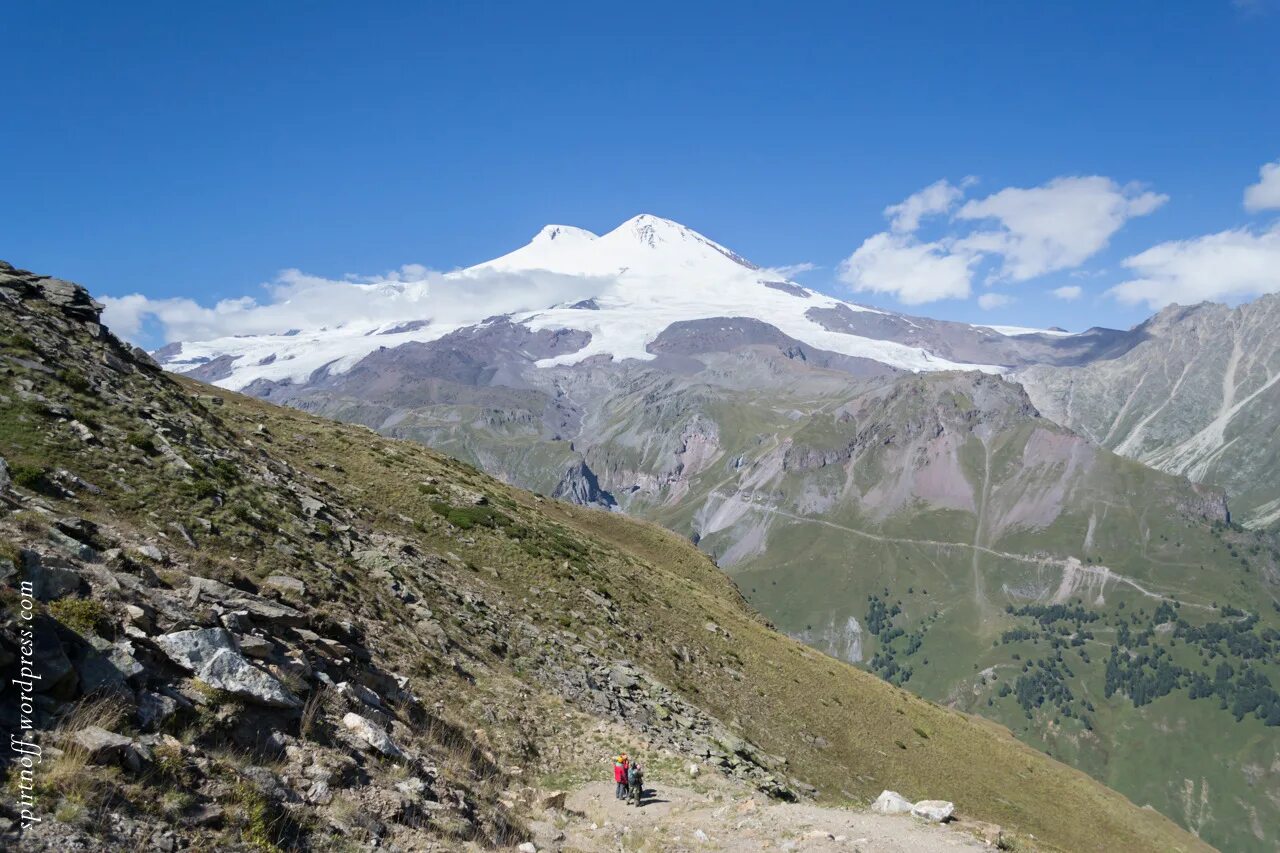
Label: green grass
xmin=48 ymin=598 xmax=109 ymax=636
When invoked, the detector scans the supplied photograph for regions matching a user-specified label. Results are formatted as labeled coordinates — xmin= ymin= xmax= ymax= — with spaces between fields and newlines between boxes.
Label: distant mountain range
xmin=157 ymin=214 xmax=1279 ymax=531
xmin=153 ymin=216 xmax=1280 ymax=850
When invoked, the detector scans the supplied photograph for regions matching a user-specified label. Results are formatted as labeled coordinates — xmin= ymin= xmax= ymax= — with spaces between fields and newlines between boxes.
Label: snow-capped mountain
xmin=158 ymin=214 xmax=1101 ymax=390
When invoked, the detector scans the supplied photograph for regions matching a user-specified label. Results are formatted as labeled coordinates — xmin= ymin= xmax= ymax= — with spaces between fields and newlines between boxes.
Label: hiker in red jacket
xmin=612 ymin=753 xmax=629 ymax=800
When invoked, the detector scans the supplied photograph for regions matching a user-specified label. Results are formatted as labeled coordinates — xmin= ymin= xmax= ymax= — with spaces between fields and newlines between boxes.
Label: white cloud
xmin=841 ymin=174 xmax=1164 ymax=306
xmin=837 ymin=232 xmax=976 ymax=304
xmin=101 ymin=264 xmax=607 ymax=346
xmin=1051 ymin=285 xmax=1083 ymax=300
xmin=954 ymin=176 xmax=1167 ymax=281
xmin=977 ymin=292 xmax=1014 ymax=310
xmin=766 ymin=262 xmax=818 ymax=279
xmin=1244 ymin=159 xmax=1280 ymax=212
xmin=1107 ymin=223 xmax=1280 ymax=308
xmin=884 ymin=179 xmax=966 ymax=234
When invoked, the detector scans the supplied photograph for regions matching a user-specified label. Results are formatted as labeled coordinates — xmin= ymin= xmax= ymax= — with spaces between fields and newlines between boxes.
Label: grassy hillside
xmin=0 ymin=265 xmax=1209 ymax=851
xmin=657 ymin=371 xmax=1280 ymax=852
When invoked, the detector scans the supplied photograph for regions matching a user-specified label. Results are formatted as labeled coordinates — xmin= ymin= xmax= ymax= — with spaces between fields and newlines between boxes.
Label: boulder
xmin=336 ymin=681 xmax=382 ymax=709
xmin=24 ymin=550 xmax=83 ymax=600
xmin=263 ymin=574 xmax=306 ymax=596
xmin=134 ymin=544 xmax=165 ymax=562
xmin=871 ymin=790 xmax=914 ymax=815
xmin=137 ymin=691 xmax=180 ymax=730
xmin=201 ymin=648 xmax=301 ymax=708
xmin=517 ymin=843 xmax=538 ymax=853
xmin=539 ymin=790 xmax=566 ymax=810
xmin=155 ymin=627 xmax=238 ymax=670
xmin=155 ymin=628 xmax=301 ymax=708
xmin=298 ymin=496 xmax=326 ymax=517
xmin=188 ymin=577 xmax=305 ymax=626
xmin=185 ymin=804 xmax=225 ymax=829
xmin=0 ymin=455 xmax=9 ymax=491
xmin=395 ymin=777 xmax=428 ymax=797
xmin=53 ymin=516 xmax=99 ymax=545
xmin=77 ymin=638 xmax=144 ymax=695
xmin=609 ymin=664 xmax=639 ymax=689
xmin=30 ymin=617 xmax=77 ymax=696
xmin=237 ymin=635 xmax=273 ymax=658
xmin=911 ymin=799 xmax=955 ymax=822
xmin=73 ymin=726 xmax=133 ymax=764
xmin=342 ymin=712 xmax=404 ymax=759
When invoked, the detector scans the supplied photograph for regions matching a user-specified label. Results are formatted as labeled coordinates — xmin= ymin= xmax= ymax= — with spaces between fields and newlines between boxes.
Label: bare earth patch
xmin=534 ymin=779 xmax=990 ymax=852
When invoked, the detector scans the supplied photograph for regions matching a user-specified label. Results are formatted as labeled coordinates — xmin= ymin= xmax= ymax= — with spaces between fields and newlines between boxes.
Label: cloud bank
xmin=838 ymin=232 xmax=976 ymax=304
xmin=1107 ymin=223 xmax=1280 ymax=309
xmin=839 ymin=175 xmax=1166 ymax=307
xmin=102 ymin=265 xmax=607 ymax=346
xmin=954 ymin=177 xmax=1167 ymax=281
xmin=977 ymin=292 xmax=1014 ymax=310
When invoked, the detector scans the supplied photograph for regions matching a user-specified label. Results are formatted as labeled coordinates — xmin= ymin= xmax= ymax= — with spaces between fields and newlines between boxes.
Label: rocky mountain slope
xmin=0 ymin=265 xmax=1215 ymax=851
xmin=196 ymin=317 xmax=1279 ymax=850
xmin=142 ymin=217 xmax=1280 ymax=850
xmin=1016 ymin=294 xmax=1280 ymax=529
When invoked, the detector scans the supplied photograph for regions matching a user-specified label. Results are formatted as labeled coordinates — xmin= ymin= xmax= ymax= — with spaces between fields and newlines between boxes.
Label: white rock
xmin=687 ymin=762 xmax=700 ymax=777
xmin=517 ymin=844 xmax=538 ymax=853
xmin=336 ymin=680 xmax=383 ymax=709
xmin=693 ymin=828 xmax=710 ymax=843
xmin=263 ymin=574 xmax=306 ymax=596
xmin=135 ymin=544 xmax=164 ymax=562
xmin=72 ymin=726 xmax=133 ymax=764
xmin=871 ymin=790 xmax=915 ymax=815
xmin=911 ymin=799 xmax=955 ymax=822
xmin=155 ymin=627 xmax=300 ymax=708
xmin=342 ymin=712 xmax=404 ymax=759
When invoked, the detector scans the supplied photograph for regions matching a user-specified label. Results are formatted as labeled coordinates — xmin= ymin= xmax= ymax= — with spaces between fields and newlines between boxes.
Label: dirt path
xmin=536 ymin=780 xmax=990 ymax=852
xmin=723 ymin=499 xmax=1212 ymax=609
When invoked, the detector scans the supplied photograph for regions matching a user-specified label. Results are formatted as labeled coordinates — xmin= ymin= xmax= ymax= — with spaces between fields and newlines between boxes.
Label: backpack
xmin=627 ymin=764 xmax=641 ymax=785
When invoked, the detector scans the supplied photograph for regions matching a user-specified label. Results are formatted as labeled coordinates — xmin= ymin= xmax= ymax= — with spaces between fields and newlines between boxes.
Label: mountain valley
xmin=147 ymin=218 xmax=1280 ymax=851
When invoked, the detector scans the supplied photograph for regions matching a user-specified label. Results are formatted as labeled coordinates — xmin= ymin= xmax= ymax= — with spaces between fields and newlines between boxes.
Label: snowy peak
xmin=533 ymin=224 xmax=598 ymax=244
xmin=473 ymin=214 xmax=758 ymax=278
xmin=604 ymin=214 xmax=759 ymax=271
xmin=154 ymin=213 xmax=1065 ymax=390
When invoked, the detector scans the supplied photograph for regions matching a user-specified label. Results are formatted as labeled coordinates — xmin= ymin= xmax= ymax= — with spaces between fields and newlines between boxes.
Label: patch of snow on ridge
xmin=977 ymin=324 xmax=1075 ymax=337
xmin=162 ymin=320 xmax=470 ymax=388
xmin=519 ymin=281 xmax=993 ymax=372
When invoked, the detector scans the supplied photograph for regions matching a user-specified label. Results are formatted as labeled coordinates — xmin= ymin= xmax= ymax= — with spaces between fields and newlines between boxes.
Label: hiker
xmin=613 ymin=753 xmax=629 ymax=800
xmin=627 ymin=759 xmax=644 ymax=807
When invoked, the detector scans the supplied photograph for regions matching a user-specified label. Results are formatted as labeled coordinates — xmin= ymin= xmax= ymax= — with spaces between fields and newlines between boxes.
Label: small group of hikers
xmin=611 ymin=752 xmax=645 ymax=806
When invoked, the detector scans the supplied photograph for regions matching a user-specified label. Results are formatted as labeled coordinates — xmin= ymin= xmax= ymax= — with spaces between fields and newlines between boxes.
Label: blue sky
xmin=3 ymin=1 xmax=1279 ymax=342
